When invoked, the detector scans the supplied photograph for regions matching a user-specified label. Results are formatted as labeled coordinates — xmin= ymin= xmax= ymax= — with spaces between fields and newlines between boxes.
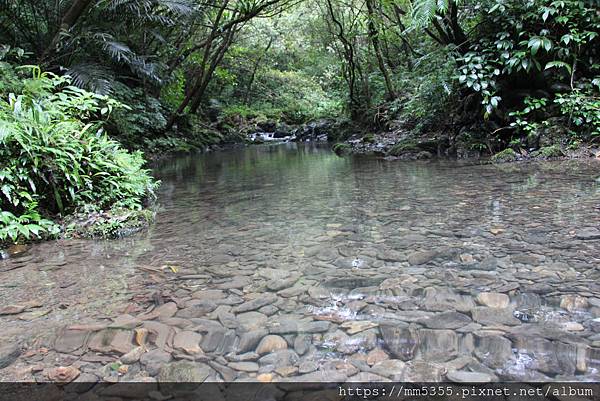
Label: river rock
xmin=258 ymin=349 xmax=299 ymax=367
xmin=418 ymin=329 xmax=458 ymax=362
xmin=173 ymin=331 xmax=204 ymax=355
xmin=380 ymin=324 xmax=418 ymax=361
xmin=45 ymin=366 xmax=80 ymax=383
xmin=447 ymin=371 xmax=494 ymax=383
xmin=155 ymin=302 xmax=178 ymax=319
xmin=407 ymin=250 xmax=437 ymax=265
xmin=0 ymin=305 xmax=26 ymax=315
xmin=233 ymin=294 xmax=277 ymax=313
xmin=158 ymin=361 xmax=211 ymax=382
xmin=256 ymin=335 xmax=288 ymax=355
xmin=120 ymin=346 xmax=146 ymax=364
xmin=471 ymin=307 xmax=521 ymax=326
xmin=229 ymin=362 xmax=259 ymax=372
xmin=238 ymin=329 xmax=268 ymax=353
xmin=367 ymin=348 xmax=389 ymax=366
xmin=176 ymin=301 xmax=217 ymax=318
xmin=560 ymin=295 xmax=588 ymax=312
xmin=370 ymin=359 xmax=407 ymax=380
xmin=418 ymin=311 xmax=471 ymax=329
xmin=0 ymin=343 xmax=20 ymax=369
xmin=473 ymin=333 xmax=513 ymax=369
xmin=236 ymin=311 xmax=268 ymax=332
xmin=575 ymin=228 xmax=600 ymax=240
xmin=140 ymin=349 xmax=172 ymax=376
xmin=476 ymin=293 xmax=509 ymax=308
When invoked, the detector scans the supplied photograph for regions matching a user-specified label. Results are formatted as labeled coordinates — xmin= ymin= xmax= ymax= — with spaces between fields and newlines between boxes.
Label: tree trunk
xmin=41 ymin=0 xmax=94 ymax=62
xmin=366 ymin=0 xmax=395 ymax=100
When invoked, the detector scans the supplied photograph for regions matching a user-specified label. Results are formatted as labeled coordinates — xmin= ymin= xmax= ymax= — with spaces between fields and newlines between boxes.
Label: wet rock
xmin=562 ymin=322 xmax=584 ymax=331
xmin=380 ymin=324 xmax=418 ymax=361
xmin=120 ymin=346 xmax=146 ymax=364
xmin=422 ymin=287 xmax=475 ymax=313
xmin=0 ymin=343 xmax=20 ymax=369
xmin=473 ymin=333 xmax=513 ymax=369
xmin=471 ymin=307 xmax=521 ymax=326
xmin=575 ymin=228 xmax=600 ymax=240
xmin=155 ymin=302 xmax=178 ymax=319
xmin=256 ymin=335 xmax=288 ymax=355
xmin=366 ymin=348 xmax=389 ymax=366
xmin=54 ymin=329 xmax=90 ymax=354
xmin=233 ymin=294 xmax=277 ymax=313
xmin=238 ymin=330 xmax=268 ymax=353
xmin=88 ymin=328 xmax=135 ymax=355
xmin=293 ymin=334 xmax=312 ymax=356
xmin=367 ymin=359 xmax=405 ymax=380
xmin=45 ymin=366 xmax=80 ymax=383
xmin=258 ymin=349 xmax=299 ymax=367
xmin=236 ymin=311 xmax=268 ymax=332
xmin=418 ymin=311 xmax=471 ymax=330
xmin=176 ymin=301 xmax=218 ymax=318
xmin=298 ymin=361 xmax=318 ymax=374
xmin=476 ymin=293 xmax=509 ymax=309
xmin=140 ymin=349 xmax=172 ymax=376
xmin=229 ymin=362 xmax=259 ymax=372
xmin=403 ymin=361 xmax=445 ymax=381
xmin=173 ymin=331 xmax=204 ymax=355
xmin=142 ymin=321 xmax=174 ymax=350
xmin=0 ymin=305 xmax=26 ymax=315
xmin=560 ymin=295 xmax=588 ymax=312
xmin=447 ymin=371 xmax=494 ymax=383
xmin=158 ymin=361 xmax=210 ymax=382
xmin=407 ymin=250 xmax=438 ymax=266
xmin=340 ymin=320 xmax=378 ymax=334
xmin=418 ymin=329 xmax=458 ymax=362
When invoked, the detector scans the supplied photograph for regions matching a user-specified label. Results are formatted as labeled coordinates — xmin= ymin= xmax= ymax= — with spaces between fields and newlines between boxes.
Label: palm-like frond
xmin=66 ymin=62 xmax=115 ymax=94
xmin=410 ymin=0 xmax=461 ymax=28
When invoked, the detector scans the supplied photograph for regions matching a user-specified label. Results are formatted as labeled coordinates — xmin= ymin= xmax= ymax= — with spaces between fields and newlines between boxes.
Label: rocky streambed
xmin=2 ymin=144 xmax=600 ymax=387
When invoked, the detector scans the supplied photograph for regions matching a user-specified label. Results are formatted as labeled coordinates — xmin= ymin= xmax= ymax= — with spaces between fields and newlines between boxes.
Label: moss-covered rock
xmin=332 ymin=142 xmax=351 ymax=156
xmin=362 ymin=134 xmax=376 ymax=144
xmin=530 ymin=145 xmax=565 ymax=159
xmin=388 ymin=140 xmax=419 ymax=156
xmin=63 ymin=208 xmax=155 ymax=239
xmin=491 ymin=148 xmax=519 ymax=163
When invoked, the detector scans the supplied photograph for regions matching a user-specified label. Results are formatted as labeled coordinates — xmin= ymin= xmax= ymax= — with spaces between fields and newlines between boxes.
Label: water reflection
xmin=3 ymin=143 xmax=600 ymax=381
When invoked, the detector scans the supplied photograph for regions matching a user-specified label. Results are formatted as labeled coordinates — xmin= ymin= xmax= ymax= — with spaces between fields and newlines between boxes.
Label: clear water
xmin=3 ymin=143 xmax=600 ymax=381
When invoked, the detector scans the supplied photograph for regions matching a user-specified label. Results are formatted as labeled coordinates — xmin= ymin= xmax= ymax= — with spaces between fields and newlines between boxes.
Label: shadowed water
xmin=2 ymin=143 xmax=600 ymax=382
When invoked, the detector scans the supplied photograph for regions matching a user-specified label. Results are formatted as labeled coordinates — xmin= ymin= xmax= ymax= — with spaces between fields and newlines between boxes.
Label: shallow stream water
xmin=3 ymin=143 xmax=600 ymax=382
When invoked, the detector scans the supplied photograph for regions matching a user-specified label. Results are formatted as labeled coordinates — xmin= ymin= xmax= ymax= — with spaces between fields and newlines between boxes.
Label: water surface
xmin=3 ymin=143 xmax=600 ymax=381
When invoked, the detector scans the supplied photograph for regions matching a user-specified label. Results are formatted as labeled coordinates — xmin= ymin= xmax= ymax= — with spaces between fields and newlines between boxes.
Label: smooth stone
xmin=258 ymin=349 xmax=299 ymax=367
xmin=471 ymin=307 xmax=521 ymax=326
xmin=229 ymin=362 xmax=259 ymax=372
xmin=562 ymin=322 xmax=584 ymax=331
xmin=366 ymin=348 xmax=389 ymax=366
xmin=232 ymin=294 xmax=277 ymax=313
xmin=407 ymin=250 xmax=438 ymax=266
xmin=154 ymin=302 xmax=178 ymax=319
xmin=576 ymin=228 xmax=600 ymax=240
xmin=369 ymin=359 xmax=407 ymax=380
xmin=120 ymin=346 xmax=146 ymax=364
xmin=157 ymin=361 xmax=210 ymax=382
xmin=447 ymin=371 xmax=494 ymax=383
xmin=379 ymin=324 xmax=418 ymax=361
xmin=140 ymin=350 xmax=172 ymax=376
xmin=476 ymin=293 xmax=509 ymax=309
xmin=176 ymin=301 xmax=217 ymax=318
xmin=560 ymin=295 xmax=588 ymax=312
xmin=256 ymin=335 xmax=288 ymax=355
xmin=236 ymin=311 xmax=268 ymax=332
xmin=0 ymin=343 xmax=20 ymax=369
xmin=473 ymin=333 xmax=513 ymax=369
xmin=238 ymin=330 xmax=268 ymax=353
xmin=418 ymin=329 xmax=458 ymax=362
xmin=418 ymin=311 xmax=471 ymax=329
xmin=173 ymin=331 xmax=204 ymax=355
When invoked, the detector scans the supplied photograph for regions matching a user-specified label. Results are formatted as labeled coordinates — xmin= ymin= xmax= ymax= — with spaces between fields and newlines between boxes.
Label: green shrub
xmin=0 ymin=67 xmax=158 ymax=243
xmin=531 ymin=145 xmax=565 ymax=158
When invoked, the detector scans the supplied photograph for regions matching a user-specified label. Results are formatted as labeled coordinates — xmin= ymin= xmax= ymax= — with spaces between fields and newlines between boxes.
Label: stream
xmin=2 ymin=143 xmax=600 ymax=382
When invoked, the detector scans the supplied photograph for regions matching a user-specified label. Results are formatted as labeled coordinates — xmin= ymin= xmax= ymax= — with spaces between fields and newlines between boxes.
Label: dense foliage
xmin=1 ymin=0 xmax=599 ymax=243
xmin=0 ymin=63 xmax=157 ymax=243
